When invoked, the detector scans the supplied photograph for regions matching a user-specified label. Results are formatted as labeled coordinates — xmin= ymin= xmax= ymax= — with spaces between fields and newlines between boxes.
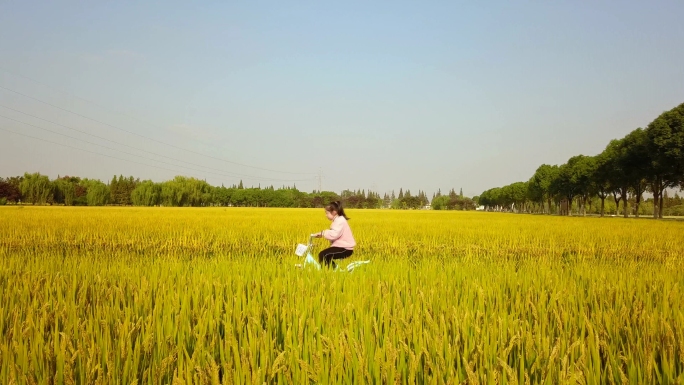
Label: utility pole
xmin=317 ymin=168 xmax=323 ymax=192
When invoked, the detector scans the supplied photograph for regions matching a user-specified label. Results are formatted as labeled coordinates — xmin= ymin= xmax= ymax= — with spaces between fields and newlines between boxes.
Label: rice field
xmin=1 ymin=206 xmax=683 ymax=384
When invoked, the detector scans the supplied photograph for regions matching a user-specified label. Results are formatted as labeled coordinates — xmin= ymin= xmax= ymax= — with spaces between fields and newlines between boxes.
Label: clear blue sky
xmin=1 ymin=1 xmax=683 ymax=197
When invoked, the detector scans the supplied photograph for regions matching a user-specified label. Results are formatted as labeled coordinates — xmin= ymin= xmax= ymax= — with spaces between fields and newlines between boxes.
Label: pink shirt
xmin=323 ymin=215 xmax=356 ymax=250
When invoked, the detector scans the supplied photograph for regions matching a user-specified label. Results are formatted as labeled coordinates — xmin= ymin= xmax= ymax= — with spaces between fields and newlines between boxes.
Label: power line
xmin=1 ymin=66 xmax=174 ymax=134
xmin=0 ymin=119 xmax=315 ymax=183
xmin=0 ymin=126 xmax=217 ymax=180
xmin=0 ymin=82 xmax=315 ymax=175
xmin=0 ymin=104 xmax=308 ymax=182
xmin=0 ymin=114 xmax=312 ymax=182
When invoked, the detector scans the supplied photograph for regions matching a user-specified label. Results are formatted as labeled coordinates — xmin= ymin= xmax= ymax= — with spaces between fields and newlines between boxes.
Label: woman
xmin=315 ymin=201 xmax=356 ymax=268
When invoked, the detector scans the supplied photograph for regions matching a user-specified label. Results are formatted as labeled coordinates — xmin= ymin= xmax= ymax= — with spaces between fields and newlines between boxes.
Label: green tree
xmin=54 ymin=177 xmax=76 ymax=206
xmin=601 ymin=139 xmax=630 ymax=216
xmin=109 ymin=175 xmax=119 ymax=204
xmin=528 ymin=164 xmax=559 ymax=214
xmin=593 ymin=151 xmax=614 ymax=217
xmin=131 ymin=180 xmax=161 ymax=206
xmin=507 ymin=182 xmax=528 ymax=213
xmin=645 ymin=102 xmax=684 ymax=218
xmin=20 ymin=172 xmax=53 ymax=205
xmin=431 ymin=195 xmax=449 ymax=210
xmin=621 ymin=128 xmax=650 ymax=217
xmin=81 ymin=179 xmax=109 ymax=206
xmin=569 ymin=155 xmax=597 ymax=216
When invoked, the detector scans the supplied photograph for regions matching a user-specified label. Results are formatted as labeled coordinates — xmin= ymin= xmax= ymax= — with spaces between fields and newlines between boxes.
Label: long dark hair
xmin=325 ymin=201 xmax=349 ymax=220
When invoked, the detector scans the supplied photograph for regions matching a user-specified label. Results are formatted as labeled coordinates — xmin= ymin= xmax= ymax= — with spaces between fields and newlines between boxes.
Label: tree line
xmin=0 ymin=173 xmax=472 ymax=210
xmin=478 ymin=102 xmax=684 ymax=218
